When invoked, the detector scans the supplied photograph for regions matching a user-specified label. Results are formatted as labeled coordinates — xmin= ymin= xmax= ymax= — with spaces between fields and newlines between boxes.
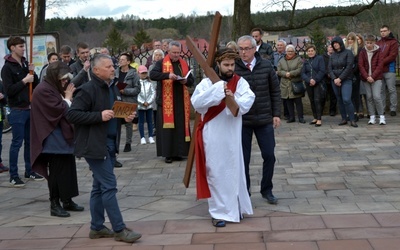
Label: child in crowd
xmin=358 ymin=34 xmax=385 ymax=125
xmin=137 ymin=65 xmax=156 ymax=144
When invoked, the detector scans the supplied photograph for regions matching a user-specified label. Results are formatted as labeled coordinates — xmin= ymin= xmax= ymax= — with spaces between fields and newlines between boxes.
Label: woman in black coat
xmin=301 ymin=44 xmax=326 ymax=126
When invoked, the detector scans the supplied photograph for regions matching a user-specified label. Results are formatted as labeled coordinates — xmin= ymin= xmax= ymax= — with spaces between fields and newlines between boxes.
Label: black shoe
xmin=262 ymin=193 xmax=278 ymax=205
xmin=350 ymin=121 xmax=358 ymax=128
xmin=24 ymin=172 xmax=44 ymax=181
xmin=212 ymin=218 xmax=226 ymax=227
xmin=309 ymin=120 xmax=317 ymax=125
xmin=286 ymin=119 xmax=295 ymax=123
xmin=338 ymin=120 xmax=348 ymax=126
xmin=165 ymin=157 xmax=172 ymax=163
xmin=114 ymin=161 xmax=123 ymax=168
xmin=172 ymin=156 xmax=183 ymax=161
xmin=329 ymin=112 xmax=336 ymax=116
xmin=123 ymin=143 xmax=131 ymax=152
xmin=298 ymin=118 xmax=306 ymax=124
xmin=354 ymin=114 xmax=359 ymax=122
xmin=63 ymin=199 xmax=84 ymax=211
xmin=10 ymin=176 xmax=25 ymax=187
xmin=390 ymin=111 xmax=396 ymax=116
xmin=51 ymin=199 xmax=70 ymax=217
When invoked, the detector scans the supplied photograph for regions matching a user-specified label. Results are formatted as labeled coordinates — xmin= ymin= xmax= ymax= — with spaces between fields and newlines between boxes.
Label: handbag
xmin=291 ymin=81 xmax=306 ymax=95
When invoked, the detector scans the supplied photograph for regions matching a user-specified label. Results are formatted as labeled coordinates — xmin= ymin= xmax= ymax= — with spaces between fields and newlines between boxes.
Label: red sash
xmin=162 ymin=55 xmax=191 ymax=141
xmin=195 ymin=74 xmax=240 ymax=199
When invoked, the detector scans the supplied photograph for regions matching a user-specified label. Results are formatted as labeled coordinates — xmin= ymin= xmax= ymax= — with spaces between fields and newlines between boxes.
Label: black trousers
xmin=306 ymin=83 xmax=323 ymax=120
xmin=43 ymin=154 xmax=79 ymax=201
xmin=286 ymin=97 xmax=304 ymax=120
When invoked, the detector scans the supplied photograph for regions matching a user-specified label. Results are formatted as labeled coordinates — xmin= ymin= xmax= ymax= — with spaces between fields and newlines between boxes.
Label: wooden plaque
xmin=112 ymin=101 xmax=137 ymax=118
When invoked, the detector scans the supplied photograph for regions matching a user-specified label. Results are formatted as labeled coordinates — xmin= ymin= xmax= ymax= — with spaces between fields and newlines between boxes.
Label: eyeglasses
xmin=238 ymin=47 xmax=254 ymax=52
xmin=286 ymin=50 xmax=295 ymax=53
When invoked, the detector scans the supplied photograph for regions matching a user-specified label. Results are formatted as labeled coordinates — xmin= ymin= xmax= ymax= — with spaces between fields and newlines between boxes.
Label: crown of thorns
xmin=215 ymin=48 xmax=240 ymax=62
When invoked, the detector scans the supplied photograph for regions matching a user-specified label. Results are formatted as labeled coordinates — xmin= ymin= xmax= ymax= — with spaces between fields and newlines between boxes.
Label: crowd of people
xmin=0 ymin=24 xmax=398 ymax=242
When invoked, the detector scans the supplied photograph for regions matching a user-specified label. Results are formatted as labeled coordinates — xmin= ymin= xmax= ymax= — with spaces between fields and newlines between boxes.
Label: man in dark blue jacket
xmin=234 ymin=35 xmax=281 ymax=204
xmin=67 ymin=54 xmax=141 ymax=243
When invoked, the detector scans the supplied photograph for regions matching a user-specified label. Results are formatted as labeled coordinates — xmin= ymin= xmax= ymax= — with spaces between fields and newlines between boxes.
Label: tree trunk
xmin=232 ymin=0 xmax=253 ymax=40
xmin=0 ymin=0 xmax=26 ymax=34
xmin=35 ymin=0 xmax=46 ymax=32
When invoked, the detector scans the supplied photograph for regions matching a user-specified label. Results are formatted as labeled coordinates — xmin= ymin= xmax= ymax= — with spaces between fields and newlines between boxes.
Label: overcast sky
xmin=47 ymin=0 xmax=330 ymax=20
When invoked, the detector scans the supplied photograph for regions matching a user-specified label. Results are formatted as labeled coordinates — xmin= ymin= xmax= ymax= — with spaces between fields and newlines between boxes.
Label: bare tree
xmin=233 ymin=0 xmax=392 ymax=37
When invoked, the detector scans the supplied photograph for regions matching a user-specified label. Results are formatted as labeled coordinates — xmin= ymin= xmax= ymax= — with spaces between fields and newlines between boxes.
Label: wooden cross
xmin=183 ymin=11 xmax=239 ymax=188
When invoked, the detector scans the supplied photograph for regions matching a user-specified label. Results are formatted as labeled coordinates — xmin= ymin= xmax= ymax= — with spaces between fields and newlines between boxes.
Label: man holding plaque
xmin=191 ymin=48 xmax=255 ymax=227
xmin=67 ymin=54 xmax=141 ymax=243
xmin=149 ymin=41 xmax=194 ymax=163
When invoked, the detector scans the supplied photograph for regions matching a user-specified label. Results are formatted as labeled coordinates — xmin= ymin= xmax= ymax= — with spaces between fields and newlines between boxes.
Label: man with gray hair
xmin=234 ymin=35 xmax=281 ymax=205
xmin=150 ymin=41 xmax=194 ymax=163
xmin=67 ymin=54 xmax=141 ymax=243
xmin=161 ymin=38 xmax=173 ymax=54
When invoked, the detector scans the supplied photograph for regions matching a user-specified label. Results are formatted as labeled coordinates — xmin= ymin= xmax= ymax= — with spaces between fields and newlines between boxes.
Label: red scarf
xmin=161 ymin=55 xmax=191 ymax=141
xmin=195 ymin=74 xmax=240 ymax=199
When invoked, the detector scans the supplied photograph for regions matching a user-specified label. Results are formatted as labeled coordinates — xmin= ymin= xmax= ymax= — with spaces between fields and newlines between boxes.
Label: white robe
xmin=191 ymin=77 xmax=255 ymax=222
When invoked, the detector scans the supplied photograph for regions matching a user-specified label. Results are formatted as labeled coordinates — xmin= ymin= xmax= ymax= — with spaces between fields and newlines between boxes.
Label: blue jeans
xmin=138 ymin=109 xmax=153 ymax=138
xmin=242 ymin=124 xmax=276 ymax=196
xmin=85 ymin=138 xmax=125 ymax=232
xmin=331 ymin=79 xmax=355 ymax=122
xmin=8 ymin=109 xmax=31 ymax=178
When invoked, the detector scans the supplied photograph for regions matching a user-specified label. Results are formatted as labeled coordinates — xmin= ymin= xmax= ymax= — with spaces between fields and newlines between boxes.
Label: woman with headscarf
xmin=31 ymin=61 xmax=84 ymax=217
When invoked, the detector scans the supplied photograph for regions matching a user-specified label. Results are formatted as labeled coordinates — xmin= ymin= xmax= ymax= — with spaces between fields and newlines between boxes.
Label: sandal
xmin=212 ymin=218 xmax=226 ymax=227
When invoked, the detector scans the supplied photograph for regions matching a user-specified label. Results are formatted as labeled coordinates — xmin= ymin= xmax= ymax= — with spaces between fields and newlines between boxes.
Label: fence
xmin=115 ymin=38 xmax=400 ymax=84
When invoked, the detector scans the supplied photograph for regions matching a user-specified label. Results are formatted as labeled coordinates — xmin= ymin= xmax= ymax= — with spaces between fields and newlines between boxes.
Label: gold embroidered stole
xmin=161 ymin=55 xmax=191 ymax=142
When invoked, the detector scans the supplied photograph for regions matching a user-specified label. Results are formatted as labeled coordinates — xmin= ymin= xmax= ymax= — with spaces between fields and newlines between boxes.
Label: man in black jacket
xmin=1 ymin=36 xmax=43 ymax=187
xmin=70 ymin=42 xmax=91 ymax=87
xmin=235 ymin=35 xmax=281 ymax=204
xmin=67 ymin=54 xmax=141 ymax=243
xmin=251 ymin=28 xmax=274 ymax=65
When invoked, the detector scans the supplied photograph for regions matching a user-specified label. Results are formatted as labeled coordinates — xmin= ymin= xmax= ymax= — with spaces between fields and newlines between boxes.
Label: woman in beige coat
xmin=277 ymin=45 xmax=305 ymax=123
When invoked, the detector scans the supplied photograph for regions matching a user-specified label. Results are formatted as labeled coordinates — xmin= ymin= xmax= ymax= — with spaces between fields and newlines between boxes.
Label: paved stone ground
xmin=0 ymin=114 xmax=399 ymax=249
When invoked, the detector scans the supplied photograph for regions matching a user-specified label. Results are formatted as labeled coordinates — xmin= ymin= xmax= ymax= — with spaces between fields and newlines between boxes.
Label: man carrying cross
xmin=191 ymin=48 xmax=255 ymax=227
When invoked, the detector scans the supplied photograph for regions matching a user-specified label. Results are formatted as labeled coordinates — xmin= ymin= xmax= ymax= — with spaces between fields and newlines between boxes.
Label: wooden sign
xmin=112 ymin=101 xmax=137 ymax=118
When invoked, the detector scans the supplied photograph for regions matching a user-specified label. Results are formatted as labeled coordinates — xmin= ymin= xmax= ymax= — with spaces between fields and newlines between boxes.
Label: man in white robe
xmin=191 ymin=48 xmax=255 ymax=227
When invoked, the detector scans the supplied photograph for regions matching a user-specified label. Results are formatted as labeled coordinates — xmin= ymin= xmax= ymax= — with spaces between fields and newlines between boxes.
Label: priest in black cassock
xmin=149 ymin=41 xmax=194 ymax=163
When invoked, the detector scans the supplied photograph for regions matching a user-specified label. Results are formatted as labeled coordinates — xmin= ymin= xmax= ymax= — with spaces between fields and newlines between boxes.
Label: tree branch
xmin=257 ymin=0 xmax=381 ymax=32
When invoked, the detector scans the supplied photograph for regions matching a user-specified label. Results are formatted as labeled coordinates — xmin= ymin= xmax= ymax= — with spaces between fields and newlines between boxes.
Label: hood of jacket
xmin=331 ymin=36 xmax=345 ymax=52
xmin=366 ymin=44 xmax=380 ymax=53
xmin=4 ymin=54 xmax=27 ymax=64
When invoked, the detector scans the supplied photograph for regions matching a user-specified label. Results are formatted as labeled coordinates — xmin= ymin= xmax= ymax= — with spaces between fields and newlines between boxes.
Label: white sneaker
xmin=379 ymin=115 xmax=386 ymax=125
xmin=140 ymin=137 xmax=146 ymax=145
xmin=148 ymin=137 xmax=155 ymax=144
xmin=368 ymin=115 xmax=375 ymax=125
